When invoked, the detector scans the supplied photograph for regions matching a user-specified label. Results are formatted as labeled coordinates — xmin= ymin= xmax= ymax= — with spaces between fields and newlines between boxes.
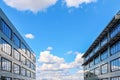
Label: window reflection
xmin=111 ymin=58 xmax=120 ymax=71
xmin=13 ymin=64 xmax=20 ymax=74
xmin=101 ymin=63 xmax=108 ymax=74
xmin=13 ymin=49 xmax=20 ymax=61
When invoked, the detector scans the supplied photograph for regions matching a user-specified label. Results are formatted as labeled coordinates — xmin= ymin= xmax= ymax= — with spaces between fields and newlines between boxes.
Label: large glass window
xmin=101 ymin=36 xmax=107 ymax=47
xmin=101 ymin=50 xmax=108 ymax=61
xmin=26 ymin=59 xmax=31 ymax=68
xmin=111 ymin=58 xmax=120 ymax=71
xmin=101 ymin=63 xmax=108 ymax=74
xmin=95 ymin=56 xmax=100 ymax=64
xmin=94 ymin=44 xmax=100 ymax=53
xmin=90 ymin=60 xmax=94 ymax=67
xmin=1 ymin=58 xmax=12 ymax=72
xmin=27 ymin=50 xmax=31 ymax=58
xmin=21 ymin=55 xmax=26 ymax=65
xmin=110 ymin=40 xmax=120 ymax=55
xmin=89 ymin=70 xmax=94 ymax=77
xmin=13 ymin=49 xmax=20 ymax=61
xmin=111 ymin=77 xmax=120 ymax=80
xmin=1 ymin=20 xmax=12 ymax=39
xmin=1 ymin=76 xmax=12 ymax=80
xmin=21 ymin=67 xmax=26 ymax=76
xmin=21 ymin=43 xmax=26 ymax=54
xmin=31 ymin=63 xmax=35 ymax=70
xmin=13 ymin=63 xmax=20 ymax=74
xmin=110 ymin=24 xmax=120 ymax=38
xmin=27 ymin=70 xmax=31 ymax=77
xmin=94 ymin=67 xmax=100 ymax=76
xmin=13 ymin=33 xmax=20 ymax=47
xmin=31 ymin=72 xmax=36 ymax=79
xmin=1 ymin=39 xmax=11 ymax=55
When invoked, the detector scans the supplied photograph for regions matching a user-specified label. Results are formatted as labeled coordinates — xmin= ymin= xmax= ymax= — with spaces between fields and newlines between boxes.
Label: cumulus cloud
xmin=37 ymin=47 xmax=84 ymax=80
xmin=64 ymin=0 xmax=96 ymax=8
xmin=3 ymin=0 xmax=57 ymax=13
xmin=25 ymin=33 xmax=34 ymax=39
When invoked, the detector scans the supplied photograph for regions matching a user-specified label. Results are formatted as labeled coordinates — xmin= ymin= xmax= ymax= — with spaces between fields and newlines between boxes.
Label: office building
xmin=82 ymin=11 xmax=120 ymax=80
xmin=0 ymin=9 xmax=36 ymax=80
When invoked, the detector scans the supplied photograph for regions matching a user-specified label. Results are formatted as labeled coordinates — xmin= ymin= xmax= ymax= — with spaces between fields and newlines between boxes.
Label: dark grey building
xmin=0 ymin=9 xmax=36 ymax=80
xmin=82 ymin=11 xmax=120 ymax=80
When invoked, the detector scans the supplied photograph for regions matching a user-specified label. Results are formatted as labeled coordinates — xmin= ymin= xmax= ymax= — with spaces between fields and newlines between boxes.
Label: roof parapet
xmin=115 ymin=10 xmax=120 ymax=19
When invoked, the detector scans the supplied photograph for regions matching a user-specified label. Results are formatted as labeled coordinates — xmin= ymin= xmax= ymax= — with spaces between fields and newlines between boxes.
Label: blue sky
xmin=0 ymin=0 xmax=120 ymax=80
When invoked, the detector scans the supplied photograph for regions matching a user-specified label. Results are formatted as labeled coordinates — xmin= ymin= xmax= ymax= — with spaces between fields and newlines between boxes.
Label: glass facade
xmin=21 ymin=55 xmax=26 ymax=65
xmin=1 ymin=58 xmax=12 ymax=72
xmin=111 ymin=58 xmax=120 ymax=71
xmin=0 ymin=9 xmax=36 ymax=80
xmin=110 ymin=24 xmax=120 ymax=38
xmin=101 ymin=50 xmax=108 ymax=61
xmin=13 ymin=33 xmax=20 ymax=47
xmin=101 ymin=63 xmax=108 ymax=74
xmin=95 ymin=56 xmax=100 ymax=64
xmin=21 ymin=43 xmax=26 ymax=53
xmin=101 ymin=36 xmax=107 ymax=47
xmin=13 ymin=63 xmax=20 ymax=74
xmin=110 ymin=40 xmax=120 ymax=55
xmin=1 ymin=20 xmax=12 ymax=39
xmin=94 ymin=67 xmax=100 ymax=76
xmin=1 ymin=76 xmax=12 ymax=80
xmin=13 ymin=49 xmax=20 ymax=61
xmin=1 ymin=39 xmax=11 ymax=55
xmin=26 ymin=59 xmax=31 ymax=68
xmin=111 ymin=77 xmax=120 ymax=80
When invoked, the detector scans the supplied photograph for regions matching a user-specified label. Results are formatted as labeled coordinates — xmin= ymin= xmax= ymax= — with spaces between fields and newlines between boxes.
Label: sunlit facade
xmin=82 ymin=11 xmax=120 ymax=80
xmin=0 ymin=9 xmax=36 ymax=80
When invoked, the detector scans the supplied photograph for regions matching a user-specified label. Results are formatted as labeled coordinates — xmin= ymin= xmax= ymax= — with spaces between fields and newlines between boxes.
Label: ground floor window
xmin=1 ymin=76 xmax=12 ymax=80
xmin=111 ymin=77 xmax=120 ymax=80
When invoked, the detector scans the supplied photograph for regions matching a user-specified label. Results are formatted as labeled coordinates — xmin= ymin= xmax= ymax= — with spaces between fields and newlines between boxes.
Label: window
xmin=94 ymin=44 xmax=100 ymax=53
xmin=101 ymin=50 xmax=108 ymax=61
xmin=21 ymin=43 xmax=26 ymax=54
xmin=14 ymin=78 xmax=20 ymax=80
xmin=111 ymin=77 xmax=120 ymax=80
xmin=31 ymin=63 xmax=35 ymax=70
xmin=1 ymin=76 xmax=12 ymax=80
xmin=27 ymin=70 xmax=31 ymax=77
xmin=27 ymin=50 xmax=31 ymax=58
xmin=111 ymin=58 xmax=120 ymax=71
xmin=94 ymin=67 xmax=100 ymax=76
xmin=1 ymin=58 xmax=12 ymax=72
xmin=1 ymin=20 xmax=12 ymax=39
xmin=31 ymin=72 xmax=36 ymax=79
xmin=1 ymin=39 xmax=12 ymax=55
xmin=13 ymin=63 xmax=20 ymax=74
xmin=101 ymin=79 xmax=108 ymax=80
xmin=110 ymin=40 xmax=120 ymax=55
xmin=110 ymin=24 xmax=120 ymax=38
xmin=89 ymin=70 xmax=94 ymax=77
xmin=101 ymin=36 xmax=107 ymax=47
xmin=21 ymin=55 xmax=26 ymax=65
xmin=21 ymin=67 xmax=26 ymax=76
xmin=13 ymin=33 xmax=20 ymax=47
xmin=13 ymin=49 xmax=20 ymax=61
xmin=101 ymin=63 xmax=108 ymax=74
xmin=95 ymin=56 xmax=100 ymax=64
xmin=90 ymin=60 xmax=94 ymax=67
xmin=26 ymin=59 xmax=31 ymax=68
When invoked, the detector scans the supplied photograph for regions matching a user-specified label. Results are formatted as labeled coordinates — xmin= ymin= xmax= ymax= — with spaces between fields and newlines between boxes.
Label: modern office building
xmin=82 ymin=11 xmax=120 ymax=80
xmin=0 ymin=9 xmax=36 ymax=80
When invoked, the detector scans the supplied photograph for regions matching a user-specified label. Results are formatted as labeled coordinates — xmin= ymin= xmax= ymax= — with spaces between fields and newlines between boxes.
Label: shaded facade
xmin=82 ymin=11 xmax=120 ymax=80
xmin=0 ymin=9 xmax=36 ymax=80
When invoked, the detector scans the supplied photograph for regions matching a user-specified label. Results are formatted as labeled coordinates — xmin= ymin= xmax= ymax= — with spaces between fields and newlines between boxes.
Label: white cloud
xmin=37 ymin=47 xmax=84 ymax=80
xmin=3 ymin=0 xmax=57 ymax=13
xmin=64 ymin=0 xmax=96 ymax=8
xmin=25 ymin=33 xmax=34 ymax=39
xmin=47 ymin=47 xmax=53 ymax=51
